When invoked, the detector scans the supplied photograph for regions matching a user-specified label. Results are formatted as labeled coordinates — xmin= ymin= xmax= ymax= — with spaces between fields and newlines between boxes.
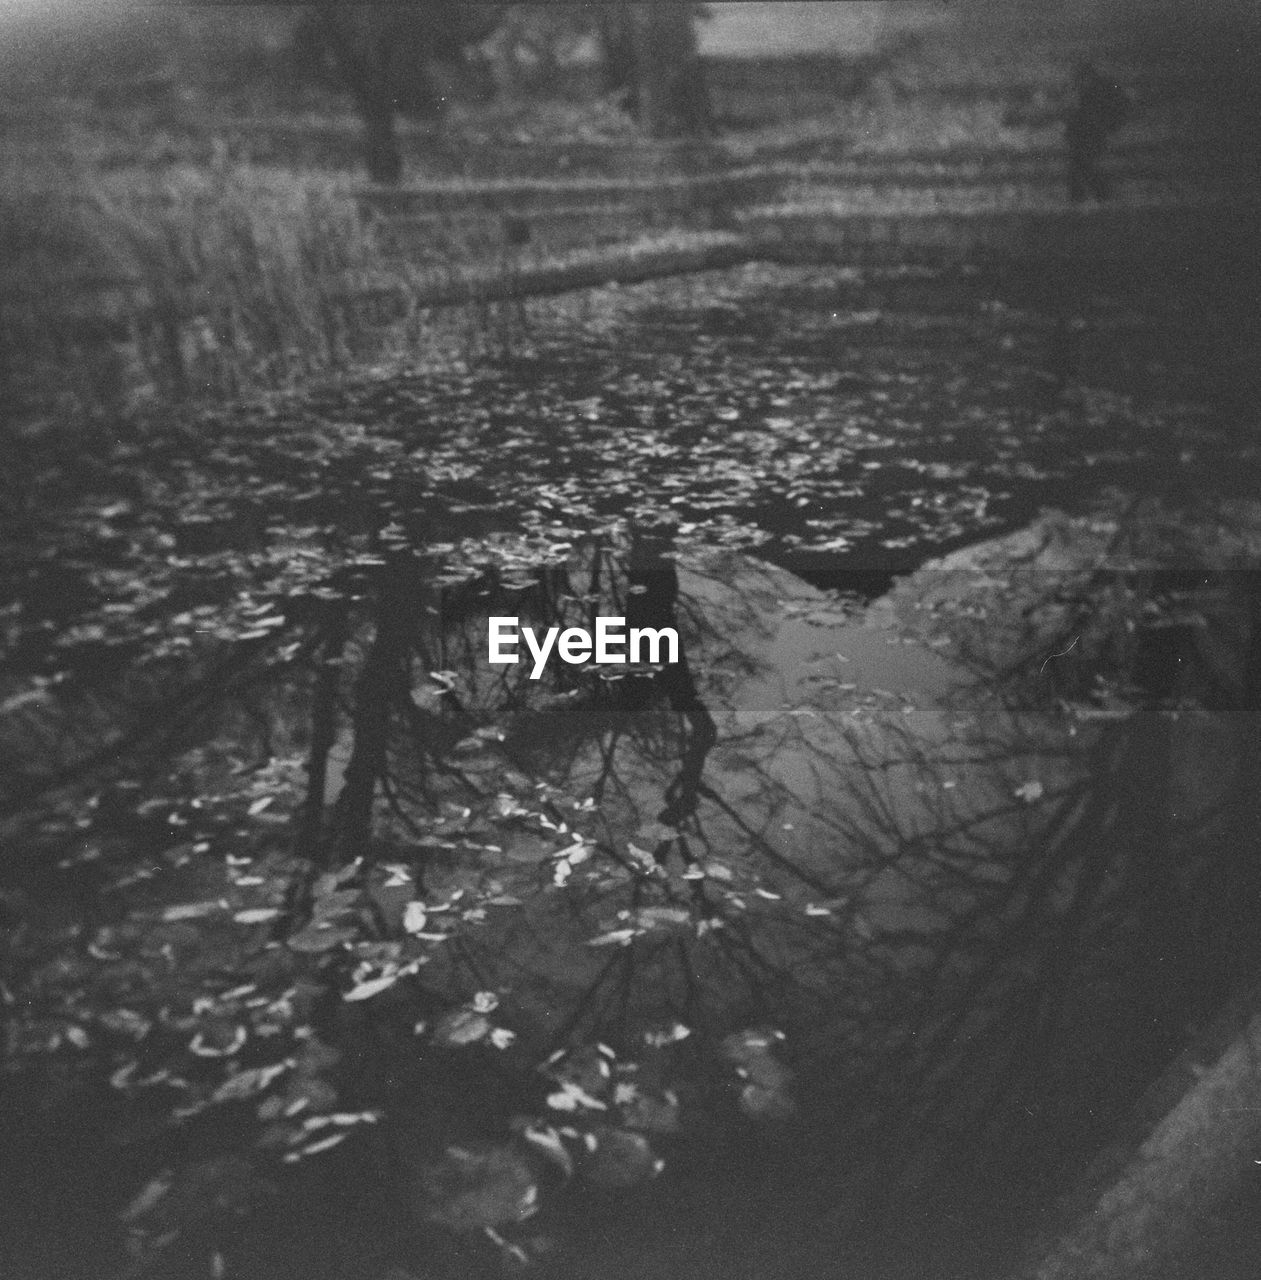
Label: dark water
xmin=280 ymin=257 xmax=1261 ymax=590
xmin=348 ymin=551 xmax=1261 ymax=1280
xmin=4 ymin=258 xmax=1261 ymax=1280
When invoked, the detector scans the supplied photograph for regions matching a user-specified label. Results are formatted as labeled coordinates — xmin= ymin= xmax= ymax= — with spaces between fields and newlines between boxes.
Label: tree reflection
xmin=5 ymin=532 xmax=1261 ymax=1279
xmin=271 ymin=539 xmax=1258 ymax=1275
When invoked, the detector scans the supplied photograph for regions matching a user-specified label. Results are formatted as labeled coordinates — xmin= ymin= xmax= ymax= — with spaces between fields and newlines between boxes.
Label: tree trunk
xmin=360 ymin=87 xmax=402 ymax=185
xmin=630 ymin=3 xmax=713 ymax=138
xmin=316 ymin=6 xmax=404 ymax=184
xmin=599 ymin=6 xmax=640 ymax=117
xmin=297 ymin=598 xmax=350 ymax=860
xmin=329 ymin=574 xmax=405 ymax=864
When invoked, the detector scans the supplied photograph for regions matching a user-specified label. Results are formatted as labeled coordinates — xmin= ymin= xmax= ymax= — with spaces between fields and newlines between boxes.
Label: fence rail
xmin=185 ymin=115 xmax=1188 ymax=175
xmin=8 ymin=198 xmax=1249 ymax=348
xmin=350 ymin=139 xmax=1210 ymax=216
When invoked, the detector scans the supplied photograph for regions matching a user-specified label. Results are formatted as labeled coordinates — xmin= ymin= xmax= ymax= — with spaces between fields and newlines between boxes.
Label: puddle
xmin=339 ymin=539 xmax=1259 ymax=1280
xmin=742 ymin=608 xmax=959 ymax=710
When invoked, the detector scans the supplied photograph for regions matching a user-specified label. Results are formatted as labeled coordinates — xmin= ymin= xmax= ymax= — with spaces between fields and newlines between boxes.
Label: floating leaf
xmin=312 ymin=889 xmax=360 ymax=920
xmin=212 ymin=1061 xmax=288 ymax=1104
xmin=233 ymin=908 xmax=281 ymax=925
xmin=644 ymin=1022 xmax=690 ymax=1048
xmin=0 ymin=686 xmax=52 ymax=716
xmin=288 ymin=924 xmax=356 ymax=953
xmin=626 ymin=843 xmax=657 ymax=872
xmin=586 ymin=928 xmax=637 ymax=948
xmin=546 ymin=1080 xmax=607 ymax=1113
xmin=284 ymin=1077 xmax=338 ymax=1114
xmin=99 ymin=1009 xmax=150 ymax=1040
xmin=621 ymin=1089 xmax=681 ymax=1135
xmin=302 ymin=1111 xmax=379 ymax=1130
xmin=284 ymin=1131 xmax=349 ymax=1162
xmin=517 ymin=1124 xmax=573 ymax=1178
xmin=433 ymin=1009 xmax=491 ymax=1047
xmin=343 ymin=973 xmax=400 ymax=1003
xmin=161 ymin=901 xmax=222 ymax=922
xmin=190 ymin=1025 xmax=247 ymax=1058
xmin=120 ymin=1174 xmax=172 ymax=1223
xmin=635 ymin=906 xmax=690 ymax=928
xmin=417 ymin=1144 xmax=538 ymax=1232
xmin=579 ymin=1128 xmax=661 ymax=1188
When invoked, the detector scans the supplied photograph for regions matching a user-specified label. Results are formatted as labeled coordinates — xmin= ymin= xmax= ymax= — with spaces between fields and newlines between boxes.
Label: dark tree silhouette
xmin=303 ymin=3 xmax=504 ymax=183
xmin=600 ymin=3 xmax=714 ymax=138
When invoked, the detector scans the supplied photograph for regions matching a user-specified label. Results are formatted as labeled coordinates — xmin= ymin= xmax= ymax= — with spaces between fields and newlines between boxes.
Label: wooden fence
xmin=10 ymin=198 xmax=1251 ymax=348
xmin=350 ymin=139 xmax=1207 ymax=216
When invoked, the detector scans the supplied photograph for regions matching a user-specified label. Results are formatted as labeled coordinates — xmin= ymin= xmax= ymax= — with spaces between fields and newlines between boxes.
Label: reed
xmin=1 ymin=155 xmax=490 ymax=424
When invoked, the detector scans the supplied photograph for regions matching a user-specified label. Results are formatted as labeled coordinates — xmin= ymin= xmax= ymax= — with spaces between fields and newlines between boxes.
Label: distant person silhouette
xmin=1065 ymin=62 xmax=1132 ymax=202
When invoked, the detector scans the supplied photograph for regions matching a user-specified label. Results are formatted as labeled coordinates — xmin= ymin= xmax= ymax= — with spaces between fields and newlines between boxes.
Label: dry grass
xmin=842 ymin=96 xmax=1062 ymax=155
xmin=0 ymin=122 xmax=755 ymax=429
xmin=0 ymin=152 xmax=491 ymax=423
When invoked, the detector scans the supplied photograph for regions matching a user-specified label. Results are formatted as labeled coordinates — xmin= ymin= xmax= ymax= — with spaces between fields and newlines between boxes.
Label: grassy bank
xmin=2 ymin=159 xmax=416 ymax=417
